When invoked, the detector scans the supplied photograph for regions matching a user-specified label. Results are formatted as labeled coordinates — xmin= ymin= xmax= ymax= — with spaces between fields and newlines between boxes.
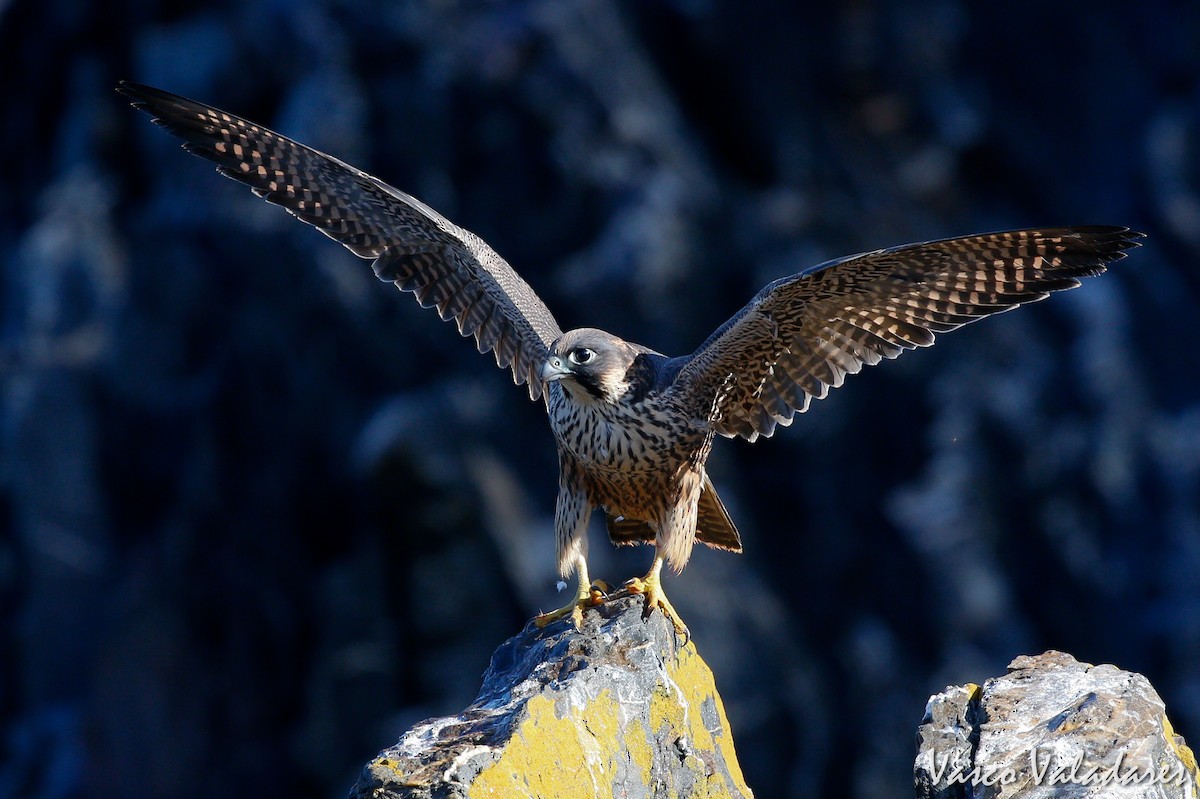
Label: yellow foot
xmin=533 ymin=581 xmax=610 ymax=630
xmin=624 ymin=575 xmax=690 ymax=643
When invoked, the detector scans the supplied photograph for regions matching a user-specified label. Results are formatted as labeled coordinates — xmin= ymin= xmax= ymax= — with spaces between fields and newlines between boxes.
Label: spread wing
xmin=118 ymin=82 xmax=563 ymax=400
xmin=669 ymin=226 xmax=1143 ymax=441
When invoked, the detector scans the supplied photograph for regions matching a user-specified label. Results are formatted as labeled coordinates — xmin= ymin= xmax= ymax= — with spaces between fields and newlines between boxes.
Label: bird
xmin=117 ymin=81 xmax=1142 ymax=637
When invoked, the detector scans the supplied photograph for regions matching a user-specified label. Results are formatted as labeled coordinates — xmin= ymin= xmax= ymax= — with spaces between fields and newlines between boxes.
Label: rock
xmin=352 ymin=592 xmax=753 ymax=799
xmin=915 ymin=650 xmax=1200 ymax=798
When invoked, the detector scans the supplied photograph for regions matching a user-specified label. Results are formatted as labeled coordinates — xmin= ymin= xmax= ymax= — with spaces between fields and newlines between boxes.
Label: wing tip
xmin=116 ymin=81 xmax=189 ymax=116
xmin=114 ymin=80 xmax=144 ymax=102
xmin=1062 ymin=225 xmax=1145 ymax=261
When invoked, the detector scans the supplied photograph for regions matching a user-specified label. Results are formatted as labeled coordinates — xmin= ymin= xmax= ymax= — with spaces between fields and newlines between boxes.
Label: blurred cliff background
xmin=2 ymin=1 xmax=1199 ymax=797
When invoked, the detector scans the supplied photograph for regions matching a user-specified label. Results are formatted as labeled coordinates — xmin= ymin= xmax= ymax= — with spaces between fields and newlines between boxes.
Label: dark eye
xmin=569 ymin=347 xmax=595 ymax=365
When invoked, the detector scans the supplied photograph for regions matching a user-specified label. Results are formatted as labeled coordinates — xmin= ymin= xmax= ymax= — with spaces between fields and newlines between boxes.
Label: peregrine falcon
xmin=118 ymin=82 xmax=1142 ymax=636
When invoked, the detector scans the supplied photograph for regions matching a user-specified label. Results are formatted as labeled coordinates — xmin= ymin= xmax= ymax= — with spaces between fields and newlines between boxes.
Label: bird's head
xmin=542 ymin=328 xmax=639 ymax=403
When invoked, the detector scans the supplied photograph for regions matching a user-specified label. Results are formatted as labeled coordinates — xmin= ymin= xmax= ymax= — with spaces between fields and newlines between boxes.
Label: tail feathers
xmin=696 ymin=476 xmax=743 ymax=552
xmin=605 ymin=514 xmax=655 ymax=547
xmin=604 ymin=475 xmax=743 ymax=553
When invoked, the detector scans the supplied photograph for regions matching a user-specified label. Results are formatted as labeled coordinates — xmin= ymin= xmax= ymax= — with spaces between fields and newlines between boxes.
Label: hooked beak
xmin=540 ymin=355 xmax=572 ymax=382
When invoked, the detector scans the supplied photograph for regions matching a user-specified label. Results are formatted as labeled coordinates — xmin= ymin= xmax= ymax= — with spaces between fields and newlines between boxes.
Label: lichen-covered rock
xmin=915 ymin=651 xmax=1200 ymax=799
xmin=353 ymin=593 xmax=753 ymax=799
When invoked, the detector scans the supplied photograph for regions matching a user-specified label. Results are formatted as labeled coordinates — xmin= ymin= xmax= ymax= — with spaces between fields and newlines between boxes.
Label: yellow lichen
xmin=1163 ymin=713 xmax=1200 ymax=783
xmin=470 ymin=690 xmax=658 ymax=798
xmin=367 ymin=755 xmax=419 ymax=785
xmin=468 ymin=643 xmax=753 ymax=798
xmin=665 ymin=643 xmax=753 ymax=798
xmin=469 ymin=694 xmax=591 ymax=798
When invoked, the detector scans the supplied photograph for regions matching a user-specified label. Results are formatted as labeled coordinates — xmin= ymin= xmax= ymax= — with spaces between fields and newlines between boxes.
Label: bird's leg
xmin=533 ymin=553 xmax=608 ymax=630
xmin=535 ymin=473 xmax=609 ymax=630
xmin=624 ymin=554 xmax=689 ymax=641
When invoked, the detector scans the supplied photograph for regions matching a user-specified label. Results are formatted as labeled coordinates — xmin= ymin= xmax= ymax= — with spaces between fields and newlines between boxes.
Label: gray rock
xmin=916 ymin=651 xmax=1200 ymax=799
xmin=352 ymin=592 xmax=753 ymax=799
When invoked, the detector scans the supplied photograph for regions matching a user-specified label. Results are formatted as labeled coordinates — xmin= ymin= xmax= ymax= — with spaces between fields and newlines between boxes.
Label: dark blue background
xmin=2 ymin=1 xmax=1198 ymax=797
